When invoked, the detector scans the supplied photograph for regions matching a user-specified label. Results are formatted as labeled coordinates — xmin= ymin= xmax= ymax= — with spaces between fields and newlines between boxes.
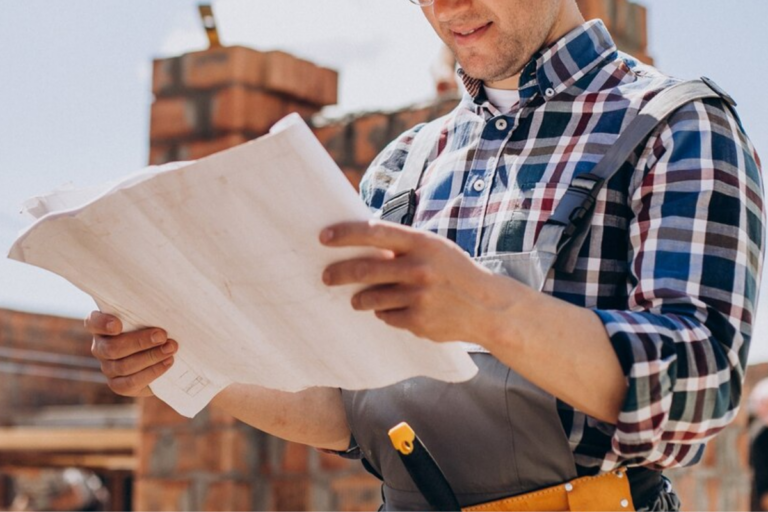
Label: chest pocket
xmin=496 ymin=182 xmax=570 ymax=254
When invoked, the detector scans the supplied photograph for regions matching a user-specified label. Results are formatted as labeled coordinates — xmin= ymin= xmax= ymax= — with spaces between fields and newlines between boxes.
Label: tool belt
xmin=462 ymin=469 xmax=634 ymax=512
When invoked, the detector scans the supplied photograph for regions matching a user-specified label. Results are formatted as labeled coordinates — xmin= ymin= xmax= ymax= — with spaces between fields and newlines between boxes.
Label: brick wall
xmin=0 ymin=308 xmax=130 ymax=424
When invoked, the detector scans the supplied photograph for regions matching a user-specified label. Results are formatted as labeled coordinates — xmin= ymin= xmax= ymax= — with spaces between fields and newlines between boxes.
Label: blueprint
xmin=8 ymin=114 xmax=478 ymax=417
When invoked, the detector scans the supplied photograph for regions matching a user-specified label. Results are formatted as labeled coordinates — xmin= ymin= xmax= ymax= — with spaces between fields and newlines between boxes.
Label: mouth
xmin=451 ymin=22 xmax=492 ymax=45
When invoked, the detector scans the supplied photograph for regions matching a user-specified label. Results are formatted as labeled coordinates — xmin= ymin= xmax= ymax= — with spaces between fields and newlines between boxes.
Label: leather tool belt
xmin=463 ymin=469 xmax=634 ymax=512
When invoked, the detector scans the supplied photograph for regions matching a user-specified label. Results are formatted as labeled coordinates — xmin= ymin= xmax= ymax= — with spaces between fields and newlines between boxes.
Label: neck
xmin=484 ymin=1 xmax=585 ymax=91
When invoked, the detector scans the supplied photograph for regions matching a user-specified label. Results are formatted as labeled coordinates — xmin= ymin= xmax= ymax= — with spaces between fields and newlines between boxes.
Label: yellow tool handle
xmin=388 ymin=421 xmax=416 ymax=455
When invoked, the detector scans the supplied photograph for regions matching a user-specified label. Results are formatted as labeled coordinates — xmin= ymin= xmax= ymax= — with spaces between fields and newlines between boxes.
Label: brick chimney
xmin=149 ymin=46 xmax=338 ymax=165
xmin=138 ymin=44 xmax=387 ymax=511
xmin=576 ymin=0 xmax=652 ymax=64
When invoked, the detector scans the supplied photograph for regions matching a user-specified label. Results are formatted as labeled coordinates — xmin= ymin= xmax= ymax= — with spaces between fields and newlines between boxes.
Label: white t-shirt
xmin=484 ymin=85 xmax=521 ymax=113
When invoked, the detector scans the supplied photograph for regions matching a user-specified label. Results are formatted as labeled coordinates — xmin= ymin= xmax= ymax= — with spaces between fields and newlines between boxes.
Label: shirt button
xmin=472 ymin=179 xmax=486 ymax=192
xmin=545 ymin=87 xmax=556 ymax=98
xmin=495 ymin=118 xmax=508 ymax=131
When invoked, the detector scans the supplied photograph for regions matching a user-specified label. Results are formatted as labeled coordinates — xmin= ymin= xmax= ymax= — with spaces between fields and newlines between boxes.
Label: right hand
xmin=85 ymin=311 xmax=178 ymax=397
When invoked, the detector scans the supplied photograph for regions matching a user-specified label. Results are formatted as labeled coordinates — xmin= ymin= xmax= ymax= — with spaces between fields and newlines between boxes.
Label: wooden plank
xmin=1 ymin=454 xmax=136 ymax=471
xmin=0 ymin=428 xmax=137 ymax=452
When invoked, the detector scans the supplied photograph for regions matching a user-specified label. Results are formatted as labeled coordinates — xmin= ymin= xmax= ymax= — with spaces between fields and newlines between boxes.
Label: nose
xmin=432 ymin=0 xmax=472 ymax=23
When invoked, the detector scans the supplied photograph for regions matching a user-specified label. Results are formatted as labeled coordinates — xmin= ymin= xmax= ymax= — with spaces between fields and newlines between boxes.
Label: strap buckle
xmin=381 ymin=190 xmax=418 ymax=226
xmin=546 ymin=173 xmax=604 ymax=239
xmin=700 ymin=76 xmax=737 ymax=107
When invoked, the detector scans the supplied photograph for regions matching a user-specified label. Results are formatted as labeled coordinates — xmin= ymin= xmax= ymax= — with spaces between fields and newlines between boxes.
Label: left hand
xmin=320 ymin=220 xmax=527 ymax=345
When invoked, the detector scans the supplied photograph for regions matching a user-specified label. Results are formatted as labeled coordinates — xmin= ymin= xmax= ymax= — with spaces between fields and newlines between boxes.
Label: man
xmin=87 ymin=0 xmax=764 ymax=510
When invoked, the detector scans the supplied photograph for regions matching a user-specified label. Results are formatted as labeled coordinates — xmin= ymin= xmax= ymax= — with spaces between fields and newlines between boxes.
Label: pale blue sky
xmin=1 ymin=1 xmax=767 ymax=361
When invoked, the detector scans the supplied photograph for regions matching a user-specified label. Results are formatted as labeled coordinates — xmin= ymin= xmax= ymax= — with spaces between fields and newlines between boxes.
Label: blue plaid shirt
xmin=360 ymin=20 xmax=765 ymax=473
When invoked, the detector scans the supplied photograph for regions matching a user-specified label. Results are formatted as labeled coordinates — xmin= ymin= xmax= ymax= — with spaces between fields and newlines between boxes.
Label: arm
xmin=320 ymin=222 xmax=625 ymax=424
xmin=86 ymin=312 xmax=350 ymax=450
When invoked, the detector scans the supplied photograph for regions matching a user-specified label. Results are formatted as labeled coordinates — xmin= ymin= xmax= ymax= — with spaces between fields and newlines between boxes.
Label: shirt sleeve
xmin=593 ymin=97 xmax=765 ymax=471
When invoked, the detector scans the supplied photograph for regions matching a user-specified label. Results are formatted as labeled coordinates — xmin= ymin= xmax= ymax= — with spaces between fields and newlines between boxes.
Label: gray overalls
xmin=341 ymin=80 xmax=731 ymax=511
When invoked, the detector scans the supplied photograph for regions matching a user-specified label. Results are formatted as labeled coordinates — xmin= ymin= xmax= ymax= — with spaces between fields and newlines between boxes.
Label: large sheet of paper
xmin=9 ymin=114 xmax=478 ymax=417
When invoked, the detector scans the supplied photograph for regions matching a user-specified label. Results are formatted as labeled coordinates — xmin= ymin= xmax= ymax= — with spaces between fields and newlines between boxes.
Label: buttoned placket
xmin=456 ymin=102 xmax=524 ymax=258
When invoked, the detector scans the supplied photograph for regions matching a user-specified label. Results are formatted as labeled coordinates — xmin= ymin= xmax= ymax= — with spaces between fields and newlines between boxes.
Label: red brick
xmin=706 ymin=477 xmax=720 ymax=510
xmin=202 ymin=481 xmax=252 ymax=511
xmin=149 ymin=144 xmax=175 ymax=165
xmin=133 ymin=478 xmax=191 ymax=511
xmin=390 ymin=106 xmax=433 ymax=139
xmin=150 ymin=97 xmax=198 ymax=140
xmin=575 ymin=0 xmax=609 ymax=24
xmin=701 ymin=442 xmax=716 ymax=468
xmin=200 ymin=428 xmax=254 ymax=474
xmin=330 ymin=473 xmax=383 ymax=512
xmin=271 ymin=477 xmax=310 ymax=511
xmin=178 ymin=134 xmax=247 ymax=161
xmin=342 ymin=168 xmax=363 ymax=192
xmin=263 ymin=51 xmax=337 ymax=107
xmin=634 ymin=4 xmax=648 ymax=53
xmin=175 ymin=431 xmax=206 ymax=474
xmin=352 ymin=113 xmax=391 ymax=167
xmin=139 ymin=396 xmax=190 ymax=428
xmin=737 ymin=430 xmax=750 ymax=469
xmin=208 ymin=404 xmax=240 ymax=427
xmin=281 ymin=442 xmax=309 ymax=474
xmin=152 ymin=57 xmax=181 ymax=97
xmin=211 ymin=86 xmax=288 ymax=135
xmin=313 ymin=123 xmax=350 ymax=164
xmin=287 ymin=101 xmax=319 ymax=123
xmin=317 ymin=449 xmax=353 ymax=472
xmin=614 ymin=0 xmax=629 ymax=38
xmin=318 ymin=66 xmax=340 ymax=106
xmin=182 ymin=46 xmax=266 ymax=91
xmin=432 ymin=97 xmax=460 ymax=118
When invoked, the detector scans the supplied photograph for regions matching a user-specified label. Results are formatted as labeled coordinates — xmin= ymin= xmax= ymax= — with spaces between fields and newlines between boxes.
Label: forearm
xmin=211 ymin=384 xmax=350 ymax=450
xmin=478 ymin=275 xmax=626 ymax=424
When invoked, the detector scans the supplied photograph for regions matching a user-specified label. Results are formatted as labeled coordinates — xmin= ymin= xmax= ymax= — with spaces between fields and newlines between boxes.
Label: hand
xmin=85 ymin=311 xmax=178 ymax=397
xmin=320 ymin=220 xmax=529 ymax=346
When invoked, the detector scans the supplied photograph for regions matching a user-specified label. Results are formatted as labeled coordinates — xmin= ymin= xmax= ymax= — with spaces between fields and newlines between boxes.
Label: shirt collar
xmin=458 ymin=20 xmax=617 ymax=109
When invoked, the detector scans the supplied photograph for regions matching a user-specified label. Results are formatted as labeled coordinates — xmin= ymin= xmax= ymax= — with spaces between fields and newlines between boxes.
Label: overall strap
xmin=537 ymin=77 xmax=736 ymax=273
xmin=379 ymin=116 xmax=449 ymax=225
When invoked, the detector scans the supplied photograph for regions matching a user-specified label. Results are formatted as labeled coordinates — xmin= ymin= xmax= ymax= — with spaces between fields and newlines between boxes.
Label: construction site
xmin=1 ymin=1 xmax=766 ymax=510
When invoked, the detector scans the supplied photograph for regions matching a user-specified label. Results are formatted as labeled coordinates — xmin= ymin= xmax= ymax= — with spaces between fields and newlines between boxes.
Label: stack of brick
xmin=134 ymin=397 xmax=382 ymax=511
xmin=666 ymin=363 xmax=768 ymax=511
xmin=149 ymin=46 xmax=338 ymax=165
xmin=576 ymin=0 xmax=652 ymax=64
xmin=0 ymin=308 xmax=130 ymax=421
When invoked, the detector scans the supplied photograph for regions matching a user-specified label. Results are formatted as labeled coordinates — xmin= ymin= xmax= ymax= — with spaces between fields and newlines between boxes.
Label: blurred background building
xmin=0 ymin=1 xmax=765 ymax=510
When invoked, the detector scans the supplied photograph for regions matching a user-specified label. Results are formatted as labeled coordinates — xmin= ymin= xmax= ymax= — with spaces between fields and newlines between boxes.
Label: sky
xmin=1 ymin=0 xmax=767 ymax=362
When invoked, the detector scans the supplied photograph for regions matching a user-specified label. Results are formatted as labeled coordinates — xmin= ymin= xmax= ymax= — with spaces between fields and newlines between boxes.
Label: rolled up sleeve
xmin=594 ymin=98 xmax=765 ymax=471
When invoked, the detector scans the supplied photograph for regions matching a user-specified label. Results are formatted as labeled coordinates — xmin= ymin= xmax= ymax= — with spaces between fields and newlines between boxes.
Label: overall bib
xmin=341 ymin=80 xmax=731 ymax=511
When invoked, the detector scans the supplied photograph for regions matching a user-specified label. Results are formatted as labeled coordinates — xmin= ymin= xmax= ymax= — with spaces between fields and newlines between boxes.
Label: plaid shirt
xmin=359 ymin=20 xmax=765 ymax=473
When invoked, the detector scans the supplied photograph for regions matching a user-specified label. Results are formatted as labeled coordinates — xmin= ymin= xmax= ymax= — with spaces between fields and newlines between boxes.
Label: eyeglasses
xmin=409 ymin=0 xmax=435 ymax=6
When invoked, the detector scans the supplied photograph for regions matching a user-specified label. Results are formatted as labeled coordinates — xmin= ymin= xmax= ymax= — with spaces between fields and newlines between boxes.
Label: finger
xmin=85 ymin=311 xmax=123 ymax=335
xmin=374 ymin=309 xmax=413 ymax=330
xmin=100 ymin=340 xmax=178 ymax=378
xmin=107 ymin=358 xmax=174 ymax=397
xmin=323 ymin=257 xmax=433 ymax=287
xmin=320 ymin=220 xmax=424 ymax=253
xmin=352 ymin=286 xmax=418 ymax=312
xmin=91 ymin=328 xmax=168 ymax=361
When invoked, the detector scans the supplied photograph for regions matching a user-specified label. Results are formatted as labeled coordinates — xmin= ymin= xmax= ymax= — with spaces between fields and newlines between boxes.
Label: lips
xmin=451 ymin=22 xmax=492 ymax=45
